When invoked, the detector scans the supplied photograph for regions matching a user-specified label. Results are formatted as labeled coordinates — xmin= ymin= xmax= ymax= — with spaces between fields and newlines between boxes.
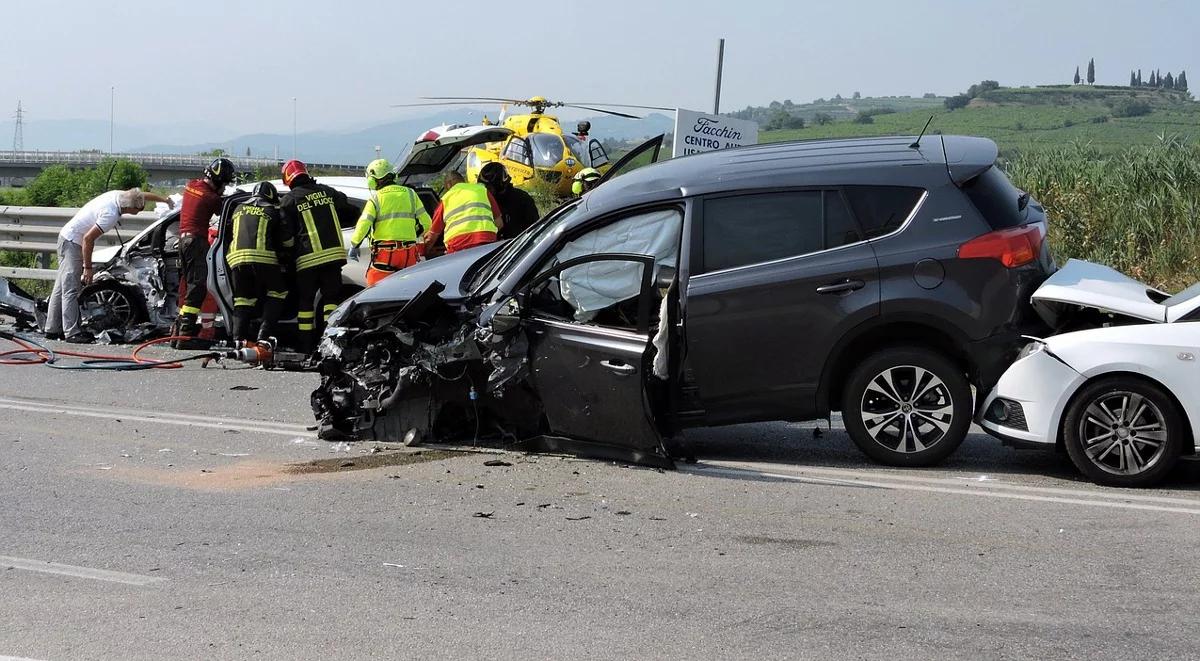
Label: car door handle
xmin=601 ymin=360 xmax=637 ymax=376
xmin=816 ymin=279 xmax=866 ymax=295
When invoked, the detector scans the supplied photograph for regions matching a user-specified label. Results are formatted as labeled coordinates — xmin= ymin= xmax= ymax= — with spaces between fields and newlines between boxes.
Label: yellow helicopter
xmin=393 ymin=96 xmax=671 ymax=196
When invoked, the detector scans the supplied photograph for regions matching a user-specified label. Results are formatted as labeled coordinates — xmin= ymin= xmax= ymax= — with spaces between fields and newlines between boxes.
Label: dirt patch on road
xmin=285 ymin=450 xmax=463 ymax=474
xmin=101 ymin=450 xmax=462 ymax=492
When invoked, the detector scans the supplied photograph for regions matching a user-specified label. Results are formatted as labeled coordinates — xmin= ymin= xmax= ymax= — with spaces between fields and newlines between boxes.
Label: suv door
xmin=519 ymin=253 xmax=665 ymax=463
xmin=684 ymin=189 xmax=880 ymax=424
xmin=598 ymin=134 xmax=664 ymax=184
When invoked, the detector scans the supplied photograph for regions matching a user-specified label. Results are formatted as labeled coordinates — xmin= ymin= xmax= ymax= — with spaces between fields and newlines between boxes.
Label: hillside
xmin=757 ymin=85 xmax=1198 ymax=155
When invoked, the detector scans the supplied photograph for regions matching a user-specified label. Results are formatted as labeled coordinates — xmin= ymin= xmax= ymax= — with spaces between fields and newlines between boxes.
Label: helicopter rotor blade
xmin=564 ymin=104 xmax=644 ymax=120
xmin=568 ymin=102 xmax=676 ymax=112
xmin=390 ymin=101 xmax=523 ymax=108
xmin=421 ymin=96 xmax=530 ymax=104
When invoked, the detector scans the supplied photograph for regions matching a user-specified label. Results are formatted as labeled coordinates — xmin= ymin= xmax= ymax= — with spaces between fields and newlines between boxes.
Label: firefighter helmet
xmin=205 ymin=157 xmax=236 ymax=186
xmin=281 ymin=160 xmax=308 ymax=187
xmin=252 ymin=181 xmax=279 ymax=205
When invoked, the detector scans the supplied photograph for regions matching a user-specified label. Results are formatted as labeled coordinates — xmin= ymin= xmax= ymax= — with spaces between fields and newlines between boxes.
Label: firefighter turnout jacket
xmin=227 ymin=199 xmax=293 ymax=267
xmin=280 ymin=176 xmax=355 ymax=271
xmin=352 ymin=184 xmax=430 ymax=246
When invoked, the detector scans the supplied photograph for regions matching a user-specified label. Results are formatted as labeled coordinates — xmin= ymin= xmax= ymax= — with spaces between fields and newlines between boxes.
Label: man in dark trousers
xmin=478 ymin=162 xmax=540 ymax=240
xmin=278 ymin=160 xmax=357 ymax=353
xmin=226 ymin=181 xmax=292 ymax=345
xmin=176 ymin=157 xmax=234 ymax=338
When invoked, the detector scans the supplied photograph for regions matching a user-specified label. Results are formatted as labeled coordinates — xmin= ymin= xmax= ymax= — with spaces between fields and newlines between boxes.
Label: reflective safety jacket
xmin=441 ymin=183 xmax=498 ymax=245
xmin=280 ymin=176 xmax=355 ymax=271
xmin=351 ymin=184 xmax=430 ymax=246
xmin=227 ymin=200 xmax=293 ymax=268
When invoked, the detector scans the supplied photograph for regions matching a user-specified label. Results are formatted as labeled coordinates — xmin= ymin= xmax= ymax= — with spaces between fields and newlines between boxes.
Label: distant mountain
xmin=1 ymin=109 xmax=676 ymax=165
xmin=131 ymin=111 xmax=677 ymax=165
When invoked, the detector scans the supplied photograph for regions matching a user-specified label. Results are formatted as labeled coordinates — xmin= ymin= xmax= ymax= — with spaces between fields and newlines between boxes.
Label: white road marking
xmin=0 ymin=555 xmax=167 ymax=586
xmin=714 ymin=461 xmax=1200 ymax=507
xmin=0 ymin=655 xmax=51 ymax=661
xmin=0 ymin=396 xmax=309 ymax=437
xmin=686 ymin=461 xmax=1200 ymax=516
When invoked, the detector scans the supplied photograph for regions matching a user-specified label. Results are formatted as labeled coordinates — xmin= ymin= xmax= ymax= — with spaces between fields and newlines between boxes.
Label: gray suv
xmin=312 ymin=135 xmax=1054 ymax=468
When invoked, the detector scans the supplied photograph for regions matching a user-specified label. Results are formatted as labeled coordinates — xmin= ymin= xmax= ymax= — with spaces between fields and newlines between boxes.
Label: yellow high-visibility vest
xmin=352 ymin=185 xmax=429 ymax=246
xmin=441 ymin=183 xmax=496 ymax=243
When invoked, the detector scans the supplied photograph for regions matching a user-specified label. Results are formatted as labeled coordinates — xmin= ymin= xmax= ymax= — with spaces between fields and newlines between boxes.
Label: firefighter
xmin=571 ymin=167 xmax=602 ymax=196
xmin=226 ymin=181 xmax=292 ymax=345
xmin=347 ymin=159 xmax=431 ymax=287
xmin=478 ymin=162 xmax=539 ymax=240
xmin=176 ymin=157 xmax=235 ymax=337
xmin=278 ymin=160 xmax=356 ymax=353
xmin=423 ymin=171 xmax=503 ymax=254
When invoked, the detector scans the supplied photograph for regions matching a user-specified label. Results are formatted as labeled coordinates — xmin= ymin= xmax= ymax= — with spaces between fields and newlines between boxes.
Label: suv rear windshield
xmin=961 ymin=166 xmax=1031 ymax=229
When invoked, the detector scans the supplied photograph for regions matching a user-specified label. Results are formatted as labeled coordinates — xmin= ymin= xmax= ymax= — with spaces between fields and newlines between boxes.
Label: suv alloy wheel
xmin=842 ymin=347 xmax=973 ymax=467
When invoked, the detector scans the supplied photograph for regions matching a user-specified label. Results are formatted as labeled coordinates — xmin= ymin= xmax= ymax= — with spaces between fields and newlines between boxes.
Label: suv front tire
xmin=842 ymin=347 xmax=972 ymax=467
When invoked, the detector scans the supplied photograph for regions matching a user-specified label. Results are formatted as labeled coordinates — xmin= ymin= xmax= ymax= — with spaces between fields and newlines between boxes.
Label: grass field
xmin=760 ymin=86 xmax=1199 ymax=156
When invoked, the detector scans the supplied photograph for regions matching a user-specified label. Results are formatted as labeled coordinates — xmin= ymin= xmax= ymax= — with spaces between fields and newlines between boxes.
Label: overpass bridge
xmin=0 ymin=150 xmax=363 ymax=184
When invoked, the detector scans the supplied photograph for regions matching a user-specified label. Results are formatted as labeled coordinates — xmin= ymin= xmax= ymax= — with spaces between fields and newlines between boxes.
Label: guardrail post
xmin=34 ymin=250 xmax=51 ymax=269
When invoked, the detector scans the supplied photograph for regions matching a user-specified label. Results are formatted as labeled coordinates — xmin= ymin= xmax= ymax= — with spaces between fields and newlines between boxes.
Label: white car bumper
xmin=978 ymin=347 xmax=1086 ymax=447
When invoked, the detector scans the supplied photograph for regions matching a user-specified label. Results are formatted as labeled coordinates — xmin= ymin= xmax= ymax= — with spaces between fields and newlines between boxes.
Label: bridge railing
xmin=0 ymin=206 xmax=160 ymax=280
xmin=0 ymin=150 xmax=363 ymax=174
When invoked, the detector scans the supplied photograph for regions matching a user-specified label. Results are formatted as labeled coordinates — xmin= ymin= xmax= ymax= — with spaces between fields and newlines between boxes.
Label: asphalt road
xmin=2 ymin=342 xmax=1199 ymax=660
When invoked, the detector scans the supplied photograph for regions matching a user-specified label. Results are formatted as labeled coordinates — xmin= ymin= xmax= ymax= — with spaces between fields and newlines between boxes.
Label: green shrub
xmin=1112 ymin=100 xmax=1152 ymax=118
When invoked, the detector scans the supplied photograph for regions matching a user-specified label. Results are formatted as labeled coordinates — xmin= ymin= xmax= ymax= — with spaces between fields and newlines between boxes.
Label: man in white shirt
xmin=46 ymin=187 xmax=174 ymax=343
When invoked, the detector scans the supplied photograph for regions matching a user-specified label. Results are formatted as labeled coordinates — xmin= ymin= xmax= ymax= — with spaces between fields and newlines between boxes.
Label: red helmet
xmin=281 ymin=160 xmax=308 ymax=186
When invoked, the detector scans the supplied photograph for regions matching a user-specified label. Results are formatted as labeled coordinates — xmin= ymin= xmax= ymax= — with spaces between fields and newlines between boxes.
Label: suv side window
xmin=843 ymin=186 xmax=925 ymax=239
xmin=701 ymin=191 xmax=865 ymax=273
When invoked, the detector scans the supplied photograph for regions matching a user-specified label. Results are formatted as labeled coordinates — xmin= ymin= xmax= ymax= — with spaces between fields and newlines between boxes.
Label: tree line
xmin=1128 ymin=68 xmax=1188 ymax=92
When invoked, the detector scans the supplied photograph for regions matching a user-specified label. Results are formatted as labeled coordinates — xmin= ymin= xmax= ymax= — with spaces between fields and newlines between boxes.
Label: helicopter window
xmin=529 ymin=133 xmax=566 ymax=168
xmin=502 ymin=138 xmax=533 ymax=167
xmin=589 ymin=140 xmax=609 ymax=167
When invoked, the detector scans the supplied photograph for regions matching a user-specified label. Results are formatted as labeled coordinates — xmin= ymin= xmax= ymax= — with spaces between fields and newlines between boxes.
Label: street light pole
xmin=291 ymin=97 xmax=297 ymax=159
xmin=109 ymin=86 xmax=115 ymax=153
xmin=713 ymin=39 xmax=725 ymax=115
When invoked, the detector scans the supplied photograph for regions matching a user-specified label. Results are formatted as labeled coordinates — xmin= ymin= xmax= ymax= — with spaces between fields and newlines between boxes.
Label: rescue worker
xmin=478 ymin=162 xmax=539 ymax=240
xmin=278 ymin=160 xmax=357 ymax=353
xmin=176 ymin=157 xmax=235 ymax=337
xmin=45 ymin=188 xmax=174 ymax=343
xmin=423 ymin=171 xmax=503 ymax=254
xmin=347 ymin=159 xmax=431 ymax=287
xmin=571 ymin=167 xmax=602 ymax=196
xmin=226 ymin=181 xmax=292 ymax=345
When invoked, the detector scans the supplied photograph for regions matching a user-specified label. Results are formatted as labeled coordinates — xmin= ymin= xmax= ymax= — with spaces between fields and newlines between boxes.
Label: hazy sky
xmin=7 ymin=0 xmax=1197 ymax=134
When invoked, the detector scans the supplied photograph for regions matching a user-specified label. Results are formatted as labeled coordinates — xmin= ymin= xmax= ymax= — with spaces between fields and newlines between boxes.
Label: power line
xmin=12 ymin=100 xmax=24 ymax=152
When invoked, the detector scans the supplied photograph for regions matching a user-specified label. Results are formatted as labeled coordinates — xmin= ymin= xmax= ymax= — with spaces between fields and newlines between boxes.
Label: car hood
xmin=1031 ymin=259 xmax=1170 ymax=323
xmin=348 ymin=242 xmax=504 ymax=306
xmin=396 ymin=125 xmax=512 ymax=179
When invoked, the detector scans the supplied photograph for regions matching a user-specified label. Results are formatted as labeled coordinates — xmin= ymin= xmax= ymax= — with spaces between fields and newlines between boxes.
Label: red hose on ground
xmin=0 ymin=336 xmax=201 ymax=368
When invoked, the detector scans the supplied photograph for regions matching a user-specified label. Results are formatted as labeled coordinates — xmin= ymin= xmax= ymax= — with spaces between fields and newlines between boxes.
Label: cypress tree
xmin=1178 ymin=71 xmax=1188 ymax=92
xmin=1137 ymin=69 xmax=1143 ymax=86
xmin=1129 ymin=70 xmax=1136 ymax=87
xmin=1165 ymin=72 xmax=1175 ymax=89
xmin=1074 ymin=67 xmax=1081 ymax=85
xmin=1150 ymin=71 xmax=1158 ymax=87
xmin=1087 ymin=58 xmax=1095 ymax=84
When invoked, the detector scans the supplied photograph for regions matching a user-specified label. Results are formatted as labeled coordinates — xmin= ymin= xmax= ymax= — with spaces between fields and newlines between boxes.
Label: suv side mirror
xmin=489 ymin=296 xmax=522 ymax=334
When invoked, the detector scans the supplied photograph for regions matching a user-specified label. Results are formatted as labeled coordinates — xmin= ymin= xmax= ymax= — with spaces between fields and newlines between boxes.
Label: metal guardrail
xmin=0 ymin=206 xmax=160 ymax=280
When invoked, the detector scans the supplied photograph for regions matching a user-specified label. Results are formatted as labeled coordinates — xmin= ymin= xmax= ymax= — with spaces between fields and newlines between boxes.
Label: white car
xmin=979 ymin=259 xmax=1200 ymax=487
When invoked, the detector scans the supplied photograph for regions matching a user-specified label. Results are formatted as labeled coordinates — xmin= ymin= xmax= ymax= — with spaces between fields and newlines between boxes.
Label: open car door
xmin=206 ymin=191 xmax=252 ymax=341
xmin=598 ymin=134 xmax=665 ymax=185
xmin=513 ymin=253 xmax=669 ymax=466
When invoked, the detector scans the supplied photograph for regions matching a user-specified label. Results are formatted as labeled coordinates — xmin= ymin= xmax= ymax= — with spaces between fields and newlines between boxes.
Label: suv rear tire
xmin=842 ymin=347 xmax=972 ymax=467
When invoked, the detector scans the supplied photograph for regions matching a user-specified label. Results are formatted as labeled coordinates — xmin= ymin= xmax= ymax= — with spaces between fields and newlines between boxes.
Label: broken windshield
xmin=469 ymin=200 xmax=582 ymax=295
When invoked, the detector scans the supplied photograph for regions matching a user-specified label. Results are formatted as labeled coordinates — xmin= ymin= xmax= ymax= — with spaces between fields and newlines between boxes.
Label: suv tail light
xmin=958 ymin=223 xmax=1045 ymax=268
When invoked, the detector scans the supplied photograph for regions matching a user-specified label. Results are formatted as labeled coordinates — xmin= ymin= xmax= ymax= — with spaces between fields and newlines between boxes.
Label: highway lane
xmin=1 ymin=342 xmax=1198 ymax=660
